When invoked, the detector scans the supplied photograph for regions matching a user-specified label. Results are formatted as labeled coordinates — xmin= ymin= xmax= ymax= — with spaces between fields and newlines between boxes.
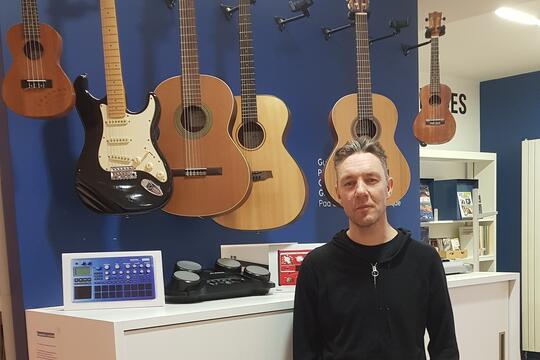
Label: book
xmin=457 ymin=191 xmax=474 ymax=219
xmin=420 ymin=184 xmax=434 ymax=221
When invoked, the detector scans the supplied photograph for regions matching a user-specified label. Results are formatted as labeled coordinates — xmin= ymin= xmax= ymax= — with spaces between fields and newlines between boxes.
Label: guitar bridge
xmin=20 ymin=79 xmax=52 ymax=89
xmin=426 ymin=119 xmax=445 ymax=125
xmin=110 ymin=166 xmax=137 ymax=180
xmin=252 ymin=171 xmax=273 ymax=182
xmin=172 ymin=168 xmax=223 ymax=177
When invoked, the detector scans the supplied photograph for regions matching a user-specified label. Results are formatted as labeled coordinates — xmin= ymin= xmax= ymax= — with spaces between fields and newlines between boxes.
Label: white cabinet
xmin=25 ymin=272 xmax=520 ymax=360
xmin=420 ymin=149 xmax=497 ymax=272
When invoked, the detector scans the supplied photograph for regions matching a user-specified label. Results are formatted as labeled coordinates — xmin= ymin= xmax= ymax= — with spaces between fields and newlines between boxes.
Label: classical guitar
xmin=74 ymin=0 xmax=172 ymax=214
xmin=154 ymin=0 xmax=251 ymax=217
xmin=2 ymin=0 xmax=74 ymax=119
xmin=213 ymin=0 xmax=307 ymax=230
xmin=412 ymin=12 xmax=456 ymax=145
xmin=322 ymin=0 xmax=410 ymax=206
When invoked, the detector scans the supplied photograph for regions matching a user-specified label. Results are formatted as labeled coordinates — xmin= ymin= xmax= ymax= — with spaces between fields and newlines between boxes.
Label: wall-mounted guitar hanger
xmin=401 ymin=16 xmax=445 ymax=56
xmin=323 ymin=16 xmax=409 ymax=45
xmin=274 ymin=0 xmax=314 ymax=31
xmin=220 ymin=0 xmax=256 ymax=19
xmin=164 ymin=0 xmax=175 ymax=9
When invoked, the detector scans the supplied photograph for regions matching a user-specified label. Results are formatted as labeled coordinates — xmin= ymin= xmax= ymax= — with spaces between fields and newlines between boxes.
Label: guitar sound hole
xmin=429 ymin=95 xmax=441 ymax=106
xmin=23 ymin=41 xmax=44 ymax=60
xmin=354 ymin=118 xmax=377 ymax=138
xmin=180 ymin=106 xmax=207 ymax=134
xmin=238 ymin=122 xmax=264 ymax=149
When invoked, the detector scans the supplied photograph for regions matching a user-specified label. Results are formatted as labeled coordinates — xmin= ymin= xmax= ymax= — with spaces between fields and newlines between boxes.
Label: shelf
xmin=421 ymin=212 xmax=497 ymax=227
xmin=420 ymin=149 xmax=497 ymax=272
xmin=419 ymin=148 xmax=496 ymax=164
xmin=480 ymin=255 xmax=495 ymax=262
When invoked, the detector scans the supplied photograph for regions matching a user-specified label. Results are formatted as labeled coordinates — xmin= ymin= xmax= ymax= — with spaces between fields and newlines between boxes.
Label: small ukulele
xmin=2 ymin=0 xmax=75 ymax=119
xmin=412 ymin=12 xmax=456 ymax=145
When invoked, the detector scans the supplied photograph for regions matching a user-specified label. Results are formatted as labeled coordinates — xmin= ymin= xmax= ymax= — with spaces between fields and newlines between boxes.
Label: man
xmin=293 ymin=137 xmax=459 ymax=359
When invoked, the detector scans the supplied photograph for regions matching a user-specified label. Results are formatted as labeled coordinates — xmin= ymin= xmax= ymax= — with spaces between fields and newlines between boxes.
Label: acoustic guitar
xmin=2 ymin=0 xmax=75 ymax=119
xmin=412 ymin=12 xmax=456 ymax=145
xmin=213 ymin=0 xmax=307 ymax=230
xmin=322 ymin=0 xmax=410 ymax=206
xmin=74 ymin=0 xmax=172 ymax=214
xmin=154 ymin=0 xmax=251 ymax=217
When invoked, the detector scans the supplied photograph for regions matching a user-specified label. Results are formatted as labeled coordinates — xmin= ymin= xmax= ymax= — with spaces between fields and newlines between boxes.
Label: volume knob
xmin=145 ymin=162 xmax=154 ymax=171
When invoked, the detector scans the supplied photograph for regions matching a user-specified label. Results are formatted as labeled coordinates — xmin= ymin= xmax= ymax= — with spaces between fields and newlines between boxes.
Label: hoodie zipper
xmin=371 ymin=262 xmax=379 ymax=288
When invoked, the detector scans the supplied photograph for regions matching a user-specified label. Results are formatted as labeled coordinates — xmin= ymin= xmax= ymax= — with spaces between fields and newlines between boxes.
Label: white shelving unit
xmin=420 ymin=148 xmax=497 ymax=272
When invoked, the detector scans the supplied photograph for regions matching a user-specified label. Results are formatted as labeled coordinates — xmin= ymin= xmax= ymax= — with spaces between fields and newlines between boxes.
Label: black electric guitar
xmin=74 ymin=0 xmax=172 ymax=214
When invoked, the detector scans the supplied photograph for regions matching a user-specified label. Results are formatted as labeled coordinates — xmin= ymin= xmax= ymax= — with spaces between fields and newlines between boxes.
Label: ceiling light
xmin=495 ymin=7 xmax=540 ymax=26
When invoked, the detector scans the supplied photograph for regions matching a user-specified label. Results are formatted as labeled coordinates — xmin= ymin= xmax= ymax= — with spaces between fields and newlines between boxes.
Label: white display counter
xmin=26 ymin=272 xmax=519 ymax=360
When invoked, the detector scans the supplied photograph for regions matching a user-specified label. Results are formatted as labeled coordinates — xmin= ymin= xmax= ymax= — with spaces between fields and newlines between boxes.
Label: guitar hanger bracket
xmin=164 ymin=0 xmax=175 ymax=9
xmin=220 ymin=1 xmax=256 ymax=20
xmin=401 ymin=40 xmax=431 ymax=56
xmin=322 ymin=21 xmax=353 ymax=41
xmin=369 ymin=18 xmax=409 ymax=46
xmin=274 ymin=0 xmax=314 ymax=31
xmin=322 ymin=16 xmax=409 ymax=46
xmin=402 ymin=17 xmax=445 ymax=56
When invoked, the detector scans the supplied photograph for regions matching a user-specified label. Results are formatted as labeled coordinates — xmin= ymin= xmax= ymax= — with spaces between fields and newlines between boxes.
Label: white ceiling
xmin=418 ymin=0 xmax=540 ymax=81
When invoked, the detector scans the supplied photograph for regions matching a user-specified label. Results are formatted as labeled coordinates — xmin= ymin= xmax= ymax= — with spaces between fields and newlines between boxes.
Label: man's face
xmin=335 ymin=152 xmax=393 ymax=229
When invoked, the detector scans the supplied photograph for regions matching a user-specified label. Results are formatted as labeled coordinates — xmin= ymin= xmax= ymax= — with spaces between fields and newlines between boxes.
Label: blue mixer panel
xmin=71 ymin=255 xmax=156 ymax=302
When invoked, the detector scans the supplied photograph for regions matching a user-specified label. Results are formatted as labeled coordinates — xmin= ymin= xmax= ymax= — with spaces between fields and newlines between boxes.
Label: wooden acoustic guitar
xmin=213 ymin=0 xmax=307 ymax=230
xmin=2 ymin=0 xmax=75 ymax=119
xmin=412 ymin=12 xmax=456 ymax=145
xmin=74 ymin=0 xmax=172 ymax=214
xmin=322 ymin=0 xmax=410 ymax=206
xmin=154 ymin=0 xmax=251 ymax=217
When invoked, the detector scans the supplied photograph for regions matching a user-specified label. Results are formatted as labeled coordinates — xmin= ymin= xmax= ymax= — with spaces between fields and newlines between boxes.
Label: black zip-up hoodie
xmin=293 ymin=228 xmax=459 ymax=360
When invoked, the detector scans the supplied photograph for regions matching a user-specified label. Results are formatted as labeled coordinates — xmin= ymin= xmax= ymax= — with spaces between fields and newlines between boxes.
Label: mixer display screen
xmin=71 ymin=256 xmax=156 ymax=302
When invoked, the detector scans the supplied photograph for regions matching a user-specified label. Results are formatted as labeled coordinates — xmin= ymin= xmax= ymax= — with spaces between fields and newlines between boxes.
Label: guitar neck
xmin=238 ymin=0 xmax=258 ymax=124
xmin=21 ymin=0 xmax=40 ymax=40
xmin=179 ymin=0 xmax=202 ymax=106
xmin=355 ymin=12 xmax=373 ymax=121
xmin=430 ymin=37 xmax=440 ymax=96
xmin=99 ymin=0 xmax=126 ymax=118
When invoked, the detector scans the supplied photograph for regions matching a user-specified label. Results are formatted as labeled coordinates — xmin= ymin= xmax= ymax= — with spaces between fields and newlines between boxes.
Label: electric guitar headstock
xmin=425 ymin=11 xmax=446 ymax=38
xmin=347 ymin=0 xmax=369 ymax=14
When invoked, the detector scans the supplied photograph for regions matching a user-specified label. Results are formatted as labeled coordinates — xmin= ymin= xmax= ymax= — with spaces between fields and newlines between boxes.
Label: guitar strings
xmin=180 ymin=0 xmax=192 ymax=172
xmin=240 ymin=0 xmax=253 ymax=157
xmin=23 ymin=1 xmax=36 ymax=90
xmin=101 ymin=0 xmax=112 ymax=172
xmin=33 ymin=1 xmax=45 ymax=89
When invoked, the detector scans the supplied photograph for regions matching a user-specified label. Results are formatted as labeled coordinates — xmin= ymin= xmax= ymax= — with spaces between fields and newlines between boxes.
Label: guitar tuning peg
xmin=425 ymin=17 xmax=428 ymax=21
xmin=443 ymin=17 xmax=446 ymax=21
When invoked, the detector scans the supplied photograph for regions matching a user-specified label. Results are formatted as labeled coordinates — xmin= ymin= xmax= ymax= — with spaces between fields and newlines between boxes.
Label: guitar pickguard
xmin=97 ymin=96 xmax=168 ymax=183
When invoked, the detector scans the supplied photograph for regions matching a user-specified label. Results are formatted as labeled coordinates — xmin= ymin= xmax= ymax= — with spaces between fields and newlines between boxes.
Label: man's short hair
xmin=333 ymin=136 xmax=388 ymax=178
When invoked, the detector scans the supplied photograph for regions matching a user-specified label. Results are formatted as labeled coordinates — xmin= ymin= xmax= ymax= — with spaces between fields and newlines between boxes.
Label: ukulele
xmin=154 ymin=0 xmax=251 ymax=217
xmin=2 ymin=0 xmax=75 ymax=119
xmin=412 ymin=12 xmax=456 ymax=145
xmin=74 ymin=0 xmax=172 ymax=214
xmin=213 ymin=0 xmax=307 ymax=230
xmin=322 ymin=0 xmax=410 ymax=206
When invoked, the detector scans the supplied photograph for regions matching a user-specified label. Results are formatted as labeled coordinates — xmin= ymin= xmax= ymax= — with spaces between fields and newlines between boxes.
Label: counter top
xmin=27 ymin=271 xmax=518 ymax=331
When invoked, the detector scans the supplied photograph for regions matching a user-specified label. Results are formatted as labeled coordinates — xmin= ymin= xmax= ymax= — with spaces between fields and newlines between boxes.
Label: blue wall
xmin=481 ymin=71 xmax=540 ymax=272
xmin=0 ymin=0 xmax=419 ymax=310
